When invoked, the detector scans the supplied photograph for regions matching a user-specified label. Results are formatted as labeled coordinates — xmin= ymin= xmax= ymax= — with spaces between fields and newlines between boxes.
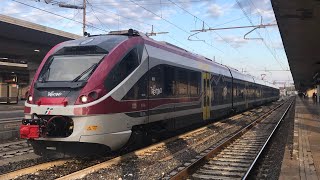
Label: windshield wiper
xmin=39 ymin=68 xmax=50 ymax=82
xmin=72 ymin=63 xmax=98 ymax=82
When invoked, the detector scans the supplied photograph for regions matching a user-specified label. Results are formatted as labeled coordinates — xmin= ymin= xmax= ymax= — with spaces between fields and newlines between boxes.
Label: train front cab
xmin=21 ymin=35 xmax=148 ymax=156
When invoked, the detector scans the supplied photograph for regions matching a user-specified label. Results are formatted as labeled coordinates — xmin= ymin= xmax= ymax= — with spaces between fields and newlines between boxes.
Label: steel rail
xmin=0 ymin=114 xmax=234 ymax=180
xmin=0 ymin=119 xmax=21 ymax=124
xmin=169 ymin=99 xmax=290 ymax=180
xmin=242 ymin=98 xmax=294 ymax=179
xmin=56 ymin=104 xmax=276 ymax=180
xmin=0 ymin=101 xmax=282 ymax=180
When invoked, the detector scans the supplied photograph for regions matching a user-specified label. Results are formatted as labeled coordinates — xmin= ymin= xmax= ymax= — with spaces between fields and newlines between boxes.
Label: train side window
xmin=226 ymin=79 xmax=232 ymax=103
xmin=105 ymin=48 xmax=140 ymax=91
xmin=123 ymin=74 xmax=147 ymax=100
xmin=220 ymin=77 xmax=230 ymax=104
xmin=211 ymin=74 xmax=221 ymax=105
xmin=176 ymin=69 xmax=188 ymax=96
xmin=190 ymin=71 xmax=200 ymax=96
xmin=233 ymin=85 xmax=237 ymax=97
xmin=163 ymin=66 xmax=175 ymax=97
xmin=149 ymin=66 xmax=163 ymax=98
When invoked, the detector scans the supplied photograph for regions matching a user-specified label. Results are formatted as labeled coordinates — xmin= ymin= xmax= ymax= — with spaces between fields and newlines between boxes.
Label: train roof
xmin=59 ymin=29 xmax=278 ymax=89
xmin=55 ymin=34 xmax=129 ymax=55
xmin=151 ymin=37 xmax=278 ymax=89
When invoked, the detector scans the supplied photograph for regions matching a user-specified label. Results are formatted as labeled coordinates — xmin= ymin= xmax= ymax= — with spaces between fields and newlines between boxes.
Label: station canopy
xmin=0 ymin=14 xmax=80 ymax=64
xmin=272 ymin=0 xmax=320 ymax=91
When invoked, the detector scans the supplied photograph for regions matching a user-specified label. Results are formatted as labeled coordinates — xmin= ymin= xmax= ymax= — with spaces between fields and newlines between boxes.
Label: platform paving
xmin=280 ymin=97 xmax=320 ymax=180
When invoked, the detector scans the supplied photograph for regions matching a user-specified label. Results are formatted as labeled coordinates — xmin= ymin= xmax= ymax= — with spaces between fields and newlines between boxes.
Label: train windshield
xmin=38 ymin=55 xmax=104 ymax=82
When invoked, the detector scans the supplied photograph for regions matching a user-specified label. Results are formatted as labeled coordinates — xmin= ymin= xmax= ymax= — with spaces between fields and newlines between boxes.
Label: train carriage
xmin=20 ymin=29 xmax=279 ymax=156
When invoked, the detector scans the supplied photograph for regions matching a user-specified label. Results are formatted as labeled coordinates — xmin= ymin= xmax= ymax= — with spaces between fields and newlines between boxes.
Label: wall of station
xmin=0 ymin=60 xmax=32 ymax=103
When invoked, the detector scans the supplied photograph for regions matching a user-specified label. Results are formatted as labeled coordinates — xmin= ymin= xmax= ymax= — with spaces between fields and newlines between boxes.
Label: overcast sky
xmin=1 ymin=0 xmax=293 ymax=86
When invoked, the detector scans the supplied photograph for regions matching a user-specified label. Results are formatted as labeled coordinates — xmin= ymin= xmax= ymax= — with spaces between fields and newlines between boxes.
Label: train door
xmin=202 ymin=72 xmax=211 ymax=120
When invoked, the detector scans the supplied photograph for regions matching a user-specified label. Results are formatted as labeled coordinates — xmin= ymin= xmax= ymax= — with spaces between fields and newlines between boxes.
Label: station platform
xmin=280 ymin=97 xmax=320 ymax=180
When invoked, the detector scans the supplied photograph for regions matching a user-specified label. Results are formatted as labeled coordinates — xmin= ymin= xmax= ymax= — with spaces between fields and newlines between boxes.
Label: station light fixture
xmin=0 ymin=57 xmax=8 ymax=60
xmin=34 ymin=49 xmax=40 ymax=52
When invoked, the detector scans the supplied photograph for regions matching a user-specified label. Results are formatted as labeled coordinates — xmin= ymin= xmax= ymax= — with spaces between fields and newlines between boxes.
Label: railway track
xmin=168 ymin=98 xmax=294 ymax=180
xmin=0 ymin=101 xmax=285 ymax=180
xmin=0 ymin=119 xmax=21 ymax=132
xmin=0 ymin=117 xmax=31 ymax=159
xmin=0 ymin=140 xmax=32 ymax=159
xmin=0 ymin=115 xmax=32 ymax=158
xmin=0 ymin=119 xmax=21 ymax=142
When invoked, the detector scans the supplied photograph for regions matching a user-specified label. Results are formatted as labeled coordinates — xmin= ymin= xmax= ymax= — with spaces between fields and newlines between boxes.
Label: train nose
xmin=35 ymin=90 xmax=72 ymax=106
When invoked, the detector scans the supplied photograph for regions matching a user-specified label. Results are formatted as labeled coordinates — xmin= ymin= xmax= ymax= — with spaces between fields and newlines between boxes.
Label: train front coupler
xmin=20 ymin=113 xmax=46 ymax=139
xmin=20 ymin=113 xmax=74 ymax=139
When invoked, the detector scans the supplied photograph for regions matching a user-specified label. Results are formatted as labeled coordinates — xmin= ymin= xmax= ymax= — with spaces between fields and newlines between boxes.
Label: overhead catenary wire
xmin=87 ymin=0 xmax=251 ymax=53
xmin=12 ymin=0 xmax=108 ymax=33
xmin=88 ymin=0 xmax=213 ymax=6
xmin=128 ymin=0 xmax=225 ymax=54
xmin=248 ymin=0 xmax=282 ymax=62
xmin=60 ymin=8 xmax=80 ymax=29
xmin=167 ymin=0 xmax=249 ymax=65
xmin=90 ymin=0 xmax=261 ymax=30
xmin=85 ymin=6 xmax=146 ymax=32
xmin=83 ymin=4 xmax=153 ymax=27
xmin=86 ymin=0 xmax=111 ymax=31
xmin=235 ymin=0 xmax=286 ymax=70
xmin=81 ymin=2 xmax=195 ymax=51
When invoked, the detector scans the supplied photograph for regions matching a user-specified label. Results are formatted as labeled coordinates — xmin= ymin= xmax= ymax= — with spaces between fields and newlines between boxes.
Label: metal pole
xmin=83 ymin=0 xmax=86 ymax=35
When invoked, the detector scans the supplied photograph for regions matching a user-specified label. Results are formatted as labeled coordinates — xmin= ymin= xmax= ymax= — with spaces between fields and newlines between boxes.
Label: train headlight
xmin=28 ymin=95 xmax=33 ymax=102
xmin=80 ymin=95 xmax=88 ymax=103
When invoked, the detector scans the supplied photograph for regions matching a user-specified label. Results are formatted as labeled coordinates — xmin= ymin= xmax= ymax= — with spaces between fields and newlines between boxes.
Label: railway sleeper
xmin=210 ymin=157 xmax=253 ymax=163
xmin=240 ymin=137 xmax=268 ymax=140
xmin=220 ymin=151 xmax=257 ymax=156
xmin=217 ymin=154 xmax=255 ymax=160
xmin=196 ymin=169 xmax=245 ymax=177
xmin=207 ymin=160 xmax=251 ymax=167
xmin=202 ymin=164 xmax=248 ymax=172
xmin=225 ymin=147 xmax=259 ymax=152
xmin=223 ymin=149 xmax=258 ymax=155
xmin=231 ymin=142 xmax=264 ymax=146
xmin=234 ymin=139 xmax=265 ymax=142
xmin=192 ymin=173 xmax=241 ymax=179
xmin=229 ymin=144 xmax=262 ymax=149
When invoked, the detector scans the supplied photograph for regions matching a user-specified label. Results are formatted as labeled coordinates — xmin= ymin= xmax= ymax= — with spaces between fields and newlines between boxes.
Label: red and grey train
xmin=20 ymin=29 xmax=279 ymax=155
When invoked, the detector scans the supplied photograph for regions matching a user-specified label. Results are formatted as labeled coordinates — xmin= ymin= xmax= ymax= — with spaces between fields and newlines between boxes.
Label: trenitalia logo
xmin=48 ymin=91 xmax=63 ymax=97
xmin=45 ymin=107 xmax=53 ymax=115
